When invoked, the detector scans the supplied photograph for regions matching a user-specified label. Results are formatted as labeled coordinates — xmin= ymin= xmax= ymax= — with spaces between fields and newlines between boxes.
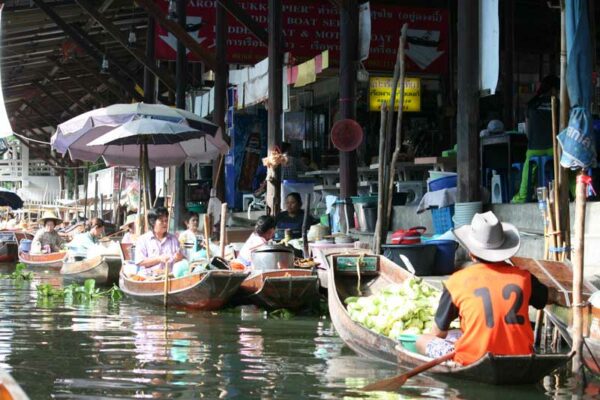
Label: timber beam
xmin=45 ymin=56 xmax=109 ymax=106
xmin=74 ymin=0 xmax=176 ymax=93
xmin=32 ymin=81 xmax=74 ymax=117
xmin=136 ymin=0 xmax=217 ymax=70
xmin=22 ymin=99 xmax=60 ymax=127
xmin=217 ymin=0 xmax=268 ymax=46
xmin=40 ymin=73 xmax=88 ymax=112
xmin=72 ymin=56 xmax=128 ymax=101
xmin=31 ymin=0 xmax=143 ymax=101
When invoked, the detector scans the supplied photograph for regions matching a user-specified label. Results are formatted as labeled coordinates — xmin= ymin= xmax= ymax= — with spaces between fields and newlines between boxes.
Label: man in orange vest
xmin=416 ymin=211 xmax=549 ymax=365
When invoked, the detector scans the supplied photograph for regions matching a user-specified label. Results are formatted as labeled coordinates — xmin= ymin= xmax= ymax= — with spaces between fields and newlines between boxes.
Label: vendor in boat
xmin=415 ymin=212 xmax=549 ymax=366
xmin=275 ymin=192 xmax=317 ymax=241
xmin=178 ymin=212 xmax=205 ymax=261
xmin=67 ymin=217 xmax=105 ymax=260
xmin=121 ymin=214 xmax=137 ymax=244
xmin=134 ymin=207 xmax=184 ymax=274
xmin=238 ymin=215 xmax=276 ymax=266
xmin=31 ymin=211 xmax=65 ymax=254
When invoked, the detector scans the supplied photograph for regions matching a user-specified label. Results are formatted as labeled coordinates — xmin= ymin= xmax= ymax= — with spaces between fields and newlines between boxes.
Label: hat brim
xmin=453 ymin=222 xmax=520 ymax=262
xmin=120 ymin=221 xmax=134 ymax=230
xmin=40 ymin=218 xmax=63 ymax=225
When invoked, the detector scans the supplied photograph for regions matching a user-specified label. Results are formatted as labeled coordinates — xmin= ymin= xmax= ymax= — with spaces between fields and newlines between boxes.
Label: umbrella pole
xmin=136 ymin=146 xmax=144 ymax=236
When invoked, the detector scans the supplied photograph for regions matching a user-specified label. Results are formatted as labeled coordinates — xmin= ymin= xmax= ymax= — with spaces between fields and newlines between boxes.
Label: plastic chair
xmin=511 ymin=163 xmax=523 ymax=200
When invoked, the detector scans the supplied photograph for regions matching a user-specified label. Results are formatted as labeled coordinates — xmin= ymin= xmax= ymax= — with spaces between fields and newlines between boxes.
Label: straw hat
xmin=452 ymin=211 xmax=520 ymax=262
xmin=120 ymin=214 xmax=136 ymax=230
xmin=39 ymin=211 xmax=63 ymax=225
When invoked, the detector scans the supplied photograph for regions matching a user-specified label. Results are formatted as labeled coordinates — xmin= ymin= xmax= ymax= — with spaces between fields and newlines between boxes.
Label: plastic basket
xmin=431 ymin=205 xmax=454 ymax=234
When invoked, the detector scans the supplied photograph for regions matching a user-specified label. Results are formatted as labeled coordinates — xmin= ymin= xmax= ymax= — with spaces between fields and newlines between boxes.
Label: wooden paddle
xmin=361 ymin=351 xmax=455 ymax=392
xmin=163 ymin=259 xmax=171 ymax=309
xmin=203 ymin=214 xmax=211 ymax=259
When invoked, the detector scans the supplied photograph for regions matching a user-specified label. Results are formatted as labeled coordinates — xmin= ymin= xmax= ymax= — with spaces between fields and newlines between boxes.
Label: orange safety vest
xmin=444 ymin=262 xmax=534 ymax=365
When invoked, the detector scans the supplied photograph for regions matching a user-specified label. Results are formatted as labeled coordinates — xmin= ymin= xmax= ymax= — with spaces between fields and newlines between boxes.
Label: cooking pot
xmin=390 ymin=226 xmax=427 ymax=245
xmin=251 ymin=244 xmax=295 ymax=270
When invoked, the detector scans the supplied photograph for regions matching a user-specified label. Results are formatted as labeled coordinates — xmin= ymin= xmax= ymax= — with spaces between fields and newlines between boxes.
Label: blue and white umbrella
xmin=557 ymin=0 xmax=597 ymax=169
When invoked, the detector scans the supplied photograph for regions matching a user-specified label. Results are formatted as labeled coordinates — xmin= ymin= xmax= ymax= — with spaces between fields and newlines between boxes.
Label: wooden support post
xmin=339 ymin=0 xmax=359 ymax=215
xmin=502 ymin=0 xmax=515 ymax=129
xmin=173 ymin=0 xmax=187 ymax=229
xmin=213 ymin=1 xmax=228 ymax=201
xmin=373 ymin=102 xmax=387 ymax=254
xmin=571 ymin=171 xmax=586 ymax=377
xmin=266 ymin=0 xmax=283 ymax=215
xmin=558 ymin=3 xmax=571 ymax=255
xmin=456 ymin=0 xmax=480 ymax=202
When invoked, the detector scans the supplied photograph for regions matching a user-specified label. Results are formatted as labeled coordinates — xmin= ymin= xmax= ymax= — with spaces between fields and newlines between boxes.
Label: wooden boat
xmin=0 ymin=231 xmax=32 ymax=263
xmin=326 ymin=252 xmax=571 ymax=384
xmin=0 ymin=367 xmax=29 ymax=399
xmin=17 ymin=251 xmax=67 ymax=269
xmin=60 ymin=255 xmax=122 ymax=286
xmin=238 ymin=269 xmax=320 ymax=310
xmin=119 ymin=269 xmax=249 ymax=310
xmin=513 ymin=257 xmax=600 ymax=375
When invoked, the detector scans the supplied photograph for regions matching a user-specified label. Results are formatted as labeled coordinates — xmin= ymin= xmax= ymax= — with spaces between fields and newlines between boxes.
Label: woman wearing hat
xmin=31 ymin=211 xmax=66 ymax=254
xmin=121 ymin=214 xmax=137 ymax=244
xmin=416 ymin=211 xmax=550 ymax=365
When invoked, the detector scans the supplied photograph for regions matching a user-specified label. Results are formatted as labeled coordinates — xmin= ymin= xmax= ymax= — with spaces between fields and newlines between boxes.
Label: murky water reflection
xmin=0 ymin=267 xmax=597 ymax=399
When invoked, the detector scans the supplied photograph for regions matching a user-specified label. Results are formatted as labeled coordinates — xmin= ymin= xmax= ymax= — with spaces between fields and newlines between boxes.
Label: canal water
xmin=0 ymin=268 xmax=598 ymax=399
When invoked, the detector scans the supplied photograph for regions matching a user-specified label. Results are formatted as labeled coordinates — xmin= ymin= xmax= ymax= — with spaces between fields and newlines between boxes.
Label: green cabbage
xmin=346 ymin=278 xmax=442 ymax=339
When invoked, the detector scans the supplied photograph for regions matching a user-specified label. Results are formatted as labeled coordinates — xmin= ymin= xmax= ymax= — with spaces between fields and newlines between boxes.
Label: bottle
xmin=284 ymin=229 xmax=292 ymax=246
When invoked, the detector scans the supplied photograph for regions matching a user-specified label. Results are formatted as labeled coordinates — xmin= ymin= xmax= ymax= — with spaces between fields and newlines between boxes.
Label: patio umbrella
xmin=87 ymin=118 xmax=227 ymax=232
xmin=51 ymin=102 xmax=220 ymax=163
xmin=86 ymin=118 xmax=227 ymax=168
xmin=0 ymin=188 xmax=23 ymax=209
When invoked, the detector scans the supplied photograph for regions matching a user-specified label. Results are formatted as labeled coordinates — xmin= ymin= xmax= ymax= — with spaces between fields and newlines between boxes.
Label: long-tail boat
xmin=326 ymin=252 xmax=571 ymax=385
xmin=60 ymin=255 xmax=122 ymax=286
xmin=237 ymin=269 xmax=320 ymax=310
xmin=17 ymin=251 xmax=67 ymax=269
xmin=119 ymin=269 xmax=249 ymax=311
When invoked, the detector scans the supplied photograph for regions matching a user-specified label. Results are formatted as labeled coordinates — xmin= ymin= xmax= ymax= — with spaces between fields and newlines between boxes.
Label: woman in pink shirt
xmin=238 ymin=216 xmax=276 ymax=266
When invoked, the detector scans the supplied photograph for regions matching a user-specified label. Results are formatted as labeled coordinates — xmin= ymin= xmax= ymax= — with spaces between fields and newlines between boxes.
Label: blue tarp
xmin=557 ymin=0 xmax=597 ymax=169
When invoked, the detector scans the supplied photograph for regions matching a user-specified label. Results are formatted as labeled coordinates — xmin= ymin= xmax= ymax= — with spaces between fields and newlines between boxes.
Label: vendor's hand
xmin=174 ymin=252 xmax=184 ymax=262
xmin=158 ymin=254 xmax=172 ymax=264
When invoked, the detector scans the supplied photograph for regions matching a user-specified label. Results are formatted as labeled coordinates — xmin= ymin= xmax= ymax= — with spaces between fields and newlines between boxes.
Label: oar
xmin=163 ymin=260 xmax=171 ymax=309
xmin=361 ymin=352 xmax=455 ymax=392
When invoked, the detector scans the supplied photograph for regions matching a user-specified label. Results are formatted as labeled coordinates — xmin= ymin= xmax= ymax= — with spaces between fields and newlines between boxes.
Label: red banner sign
xmin=154 ymin=1 xmax=448 ymax=74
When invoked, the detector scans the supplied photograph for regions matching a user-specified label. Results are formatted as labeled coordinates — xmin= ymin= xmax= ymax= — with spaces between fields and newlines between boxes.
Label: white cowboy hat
xmin=39 ymin=211 xmax=63 ymax=225
xmin=452 ymin=211 xmax=520 ymax=262
xmin=120 ymin=214 xmax=136 ymax=230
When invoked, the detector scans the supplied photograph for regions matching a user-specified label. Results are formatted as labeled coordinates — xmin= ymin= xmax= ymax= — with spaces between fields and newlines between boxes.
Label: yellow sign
xmin=369 ymin=77 xmax=421 ymax=112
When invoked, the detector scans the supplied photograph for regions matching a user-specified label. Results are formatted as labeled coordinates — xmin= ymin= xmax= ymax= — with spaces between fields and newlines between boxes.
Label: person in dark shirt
xmin=275 ymin=192 xmax=317 ymax=240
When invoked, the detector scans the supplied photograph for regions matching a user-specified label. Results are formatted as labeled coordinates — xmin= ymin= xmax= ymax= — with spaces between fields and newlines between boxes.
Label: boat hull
xmin=119 ymin=270 xmax=249 ymax=310
xmin=60 ymin=255 xmax=122 ymax=286
xmin=18 ymin=251 xmax=67 ymax=269
xmin=238 ymin=269 xmax=320 ymax=310
xmin=326 ymin=252 xmax=570 ymax=384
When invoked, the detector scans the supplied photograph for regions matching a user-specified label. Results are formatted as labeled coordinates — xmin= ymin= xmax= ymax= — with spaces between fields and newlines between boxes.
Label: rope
xmin=356 ymin=253 xmax=364 ymax=296
xmin=12 ymin=132 xmax=51 ymax=146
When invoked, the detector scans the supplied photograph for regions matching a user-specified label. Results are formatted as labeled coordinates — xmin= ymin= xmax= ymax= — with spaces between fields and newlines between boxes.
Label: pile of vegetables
xmin=344 ymin=278 xmax=440 ymax=339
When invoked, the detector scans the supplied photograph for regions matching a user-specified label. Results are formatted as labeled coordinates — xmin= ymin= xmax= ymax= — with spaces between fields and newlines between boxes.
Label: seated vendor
xmin=238 ymin=216 xmax=276 ymax=266
xmin=134 ymin=207 xmax=184 ymax=276
xmin=415 ymin=212 xmax=549 ymax=365
xmin=121 ymin=214 xmax=137 ymax=244
xmin=31 ymin=211 xmax=65 ymax=254
xmin=275 ymin=192 xmax=317 ymax=241
xmin=178 ymin=212 xmax=203 ymax=261
xmin=67 ymin=217 xmax=105 ymax=260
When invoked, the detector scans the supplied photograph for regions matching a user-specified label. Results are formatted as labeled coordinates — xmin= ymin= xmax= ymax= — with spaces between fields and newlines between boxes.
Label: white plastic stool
xmin=242 ymin=194 xmax=255 ymax=211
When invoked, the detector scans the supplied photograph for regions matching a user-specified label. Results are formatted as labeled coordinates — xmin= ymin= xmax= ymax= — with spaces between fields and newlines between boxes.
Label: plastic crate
xmin=430 ymin=205 xmax=454 ymax=234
